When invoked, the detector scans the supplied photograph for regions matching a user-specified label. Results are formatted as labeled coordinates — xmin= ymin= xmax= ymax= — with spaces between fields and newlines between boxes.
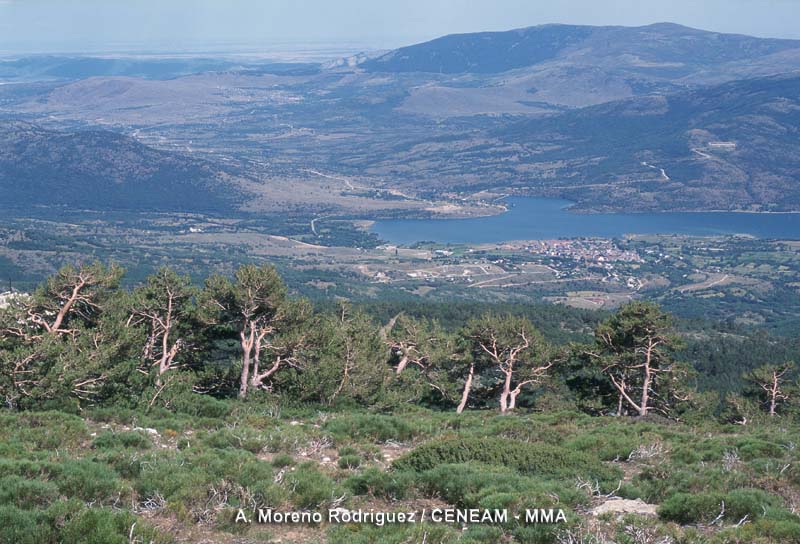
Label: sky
xmin=1 ymin=0 xmax=799 ymax=54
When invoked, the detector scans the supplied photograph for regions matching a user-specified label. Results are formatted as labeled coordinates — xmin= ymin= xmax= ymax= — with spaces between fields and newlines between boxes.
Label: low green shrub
xmin=135 ymin=456 xmax=209 ymax=508
xmin=659 ymin=492 xmax=724 ymax=524
xmin=92 ymin=450 xmax=143 ymax=479
xmin=0 ymin=412 xmax=88 ymax=451
xmin=736 ymin=438 xmax=786 ymax=461
xmin=203 ymin=427 xmax=265 ymax=453
xmin=635 ymin=464 xmax=752 ymax=501
xmin=92 ymin=431 xmax=151 ymax=450
xmin=338 ymin=445 xmax=359 ymax=457
xmin=462 ymin=415 xmax=572 ymax=445
xmin=720 ymin=508 xmax=800 ymax=543
xmin=324 ymin=414 xmax=414 ymax=443
xmin=345 ymin=468 xmax=414 ymax=500
xmin=60 ymin=508 xmax=171 ymax=544
xmin=338 ymin=454 xmax=362 ymax=469
xmin=511 ymin=524 xmax=562 ymax=544
xmin=0 ymin=459 xmax=48 ymax=480
xmin=271 ymin=453 xmax=295 ymax=468
xmin=284 ymin=462 xmax=337 ymax=509
xmin=171 ymin=395 xmax=231 ymax=419
xmin=394 ymin=437 xmax=621 ymax=484
xmin=418 ymin=463 xmax=586 ymax=510
xmin=53 ymin=460 xmax=123 ymax=503
xmin=659 ymin=488 xmax=782 ymax=524
xmin=0 ymin=475 xmax=59 ymax=509
xmin=564 ymin=428 xmax=643 ymax=461
xmin=0 ymin=505 xmax=53 ymax=544
xmin=135 ymin=448 xmax=273 ymax=510
xmin=262 ymin=423 xmax=327 ymax=454
xmin=249 ymin=480 xmax=287 ymax=509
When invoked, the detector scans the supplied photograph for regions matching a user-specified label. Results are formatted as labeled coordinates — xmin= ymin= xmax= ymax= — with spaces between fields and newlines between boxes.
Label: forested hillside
xmin=0 ymin=122 xmax=244 ymax=212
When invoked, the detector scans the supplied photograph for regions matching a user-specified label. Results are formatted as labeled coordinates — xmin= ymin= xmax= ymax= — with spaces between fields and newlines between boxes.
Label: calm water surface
xmin=372 ymin=198 xmax=800 ymax=244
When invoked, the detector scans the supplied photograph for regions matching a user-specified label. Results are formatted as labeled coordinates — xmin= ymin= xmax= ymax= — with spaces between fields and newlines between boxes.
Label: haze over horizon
xmin=1 ymin=0 xmax=799 ymax=55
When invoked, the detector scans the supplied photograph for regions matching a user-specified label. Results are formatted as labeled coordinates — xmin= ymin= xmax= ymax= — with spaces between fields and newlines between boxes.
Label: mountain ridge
xmin=361 ymin=22 xmax=800 ymax=75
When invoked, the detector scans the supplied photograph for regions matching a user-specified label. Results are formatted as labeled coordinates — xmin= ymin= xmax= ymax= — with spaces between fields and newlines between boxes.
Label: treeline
xmin=0 ymin=262 xmax=796 ymax=423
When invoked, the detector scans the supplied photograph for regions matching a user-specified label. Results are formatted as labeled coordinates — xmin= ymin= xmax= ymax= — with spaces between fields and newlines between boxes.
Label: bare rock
xmin=591 ymin=498 xmax=658 ymax=517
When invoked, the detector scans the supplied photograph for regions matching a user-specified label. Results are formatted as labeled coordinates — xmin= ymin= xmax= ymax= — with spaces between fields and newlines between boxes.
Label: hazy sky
xmin=1 ymin=0 xmax=799 ymax=54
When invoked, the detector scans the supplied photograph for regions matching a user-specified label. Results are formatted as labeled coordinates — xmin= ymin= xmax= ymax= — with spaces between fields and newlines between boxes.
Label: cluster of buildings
xmin=514 ymin=239 xmax=643 ymax=264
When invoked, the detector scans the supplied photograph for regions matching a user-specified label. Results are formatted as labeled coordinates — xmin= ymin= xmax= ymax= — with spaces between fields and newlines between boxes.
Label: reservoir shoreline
xmin=373 ymin=197 xmax=800 ymax=245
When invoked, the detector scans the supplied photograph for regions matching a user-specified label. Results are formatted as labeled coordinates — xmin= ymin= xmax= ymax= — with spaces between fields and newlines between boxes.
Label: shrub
xmin=564 ymin=429 xmax=642 ymax=461
xmin=60 ymin=508 xmax=171 ymax=544
xmin=263 ymin=423 xmax=326 ymax=454
xmin=669 ymin=436 xmax=741 ymax=466
xmin=736 ymin=438 xmax=786 ymax=461
xmin=418 ymin=463 xmax=586 ymax=510
xmin=42 ymin=498 xmax=85 ymax=528
xmin=659 ymin=489 xmax=782 ymax=524
xmin=511 ymin=524 xmax=561 ymax=544
xmin=92 ymin=450 xmax=143 ymax=479
xmin=324 ymin=414 xmax=414 ymax=443
xmin=203 ymin=428 xmax=265 ymax=453
xmin=725 ymin=489 xmax=784 ymax=520
xmin=724 ymin=509 xmax=800 ymax=543
xmin=53 ymin=460 xmax=123 ymax=503
xmin=718 ymin=520 xmax=800 ymax=543
xmin=249 ymin=480 xmax=286 ymax=509
xmin=135 ymin=457 xmax=208 ymax=507
xmin=135 ymin=448 xmax=273 ymax=510
xmin=0 ymin=505 xmax=52 ymax=544
xmin=345 ymin=468 xmax=414 ymax=500
xmin=338 ymin=455 xmax=362 ymax=469
xmin=0 ymin=475 xmax=59 ymax=509
xmin=2 ymin=412 xmax=88 ymax=451
xmin=633 ymin=465 xmax=750 ymax=500
xmin=92 ymin=431 xmax=151 ymax=450
xmin=659 ymin=492 xmax=728 ymax=524
xmin=394 ymin=437 xmax=621 ymax=484
xmin=0 ymin=459 xmax=48 ymax=480
xmin=465 ymin=416 xmax=567 ymax=445
xmin=271 ymin=453 xmax=295 ymax=468
xmin=171 ymin=395 xmax=231 ymax=419
xmin=361 ymin=444 xmax=382 ymax=461
xmin=284 ymin=462 xmax=336 ymax=509
xmin=338 ymin=445 xmax=359 ymax=457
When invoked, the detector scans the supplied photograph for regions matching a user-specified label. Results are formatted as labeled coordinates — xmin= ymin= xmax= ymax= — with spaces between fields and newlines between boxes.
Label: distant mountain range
xmin=363 ymin=23 xmax=800 ymax=76
xmin=2 ymin=23 xmax=800 ymax=215
xmin=0 ymin=122 xmax=242 ymax=212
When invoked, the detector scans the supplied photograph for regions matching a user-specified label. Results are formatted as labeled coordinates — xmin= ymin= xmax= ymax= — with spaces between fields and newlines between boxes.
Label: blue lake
xmin=372 ymin=198 xmax=800 ymax=244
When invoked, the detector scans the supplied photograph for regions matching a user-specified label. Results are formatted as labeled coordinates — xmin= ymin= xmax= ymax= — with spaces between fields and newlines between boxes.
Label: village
xmin=354 ymin=238 xmax=646 ymax=297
